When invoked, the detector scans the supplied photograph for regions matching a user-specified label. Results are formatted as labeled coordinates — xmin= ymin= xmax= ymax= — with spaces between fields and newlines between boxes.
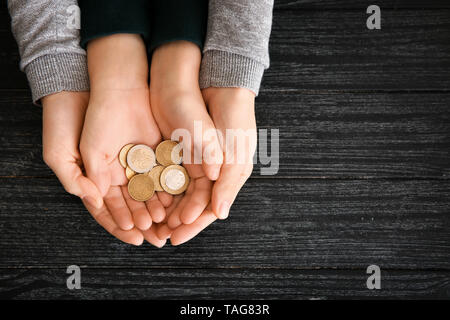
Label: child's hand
xmin=80 ymin=34 xmax=167 ymax=235
xmin=80 ymin=87 xmax=165 ymax=232
xmin=149 ymin=41 xmax=223 ymax=227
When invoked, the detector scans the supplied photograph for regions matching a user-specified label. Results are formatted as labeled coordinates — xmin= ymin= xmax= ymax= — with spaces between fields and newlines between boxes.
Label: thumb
xmin=82 ymin=150 xmax=111 ymax=198
xmin=201 ymin=127 xmax=223 ymax=181
xmin=211 ymin=164 xmax=253 ymax=220
xmin=46 ymin=157 xmax=103 ymax=208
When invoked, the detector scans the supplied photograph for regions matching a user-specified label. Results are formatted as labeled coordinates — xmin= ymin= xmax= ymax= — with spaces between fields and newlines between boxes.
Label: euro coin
xmin=160 ymin=165 xmax=190 ymax=195
xmin=148 ymin=165 xmax=164 ymax=191
xmin=127 ymin=144 xmax=156 ymax=173
xmin=155 ymin=140 xmax=182 ymax=166
xmin=119 ymin=143 xmax=134 ymax=168
xmin=128 ymin=174 xmax=155 ymax=202
xmin=125 ymin=166 xmax=136 ymax=180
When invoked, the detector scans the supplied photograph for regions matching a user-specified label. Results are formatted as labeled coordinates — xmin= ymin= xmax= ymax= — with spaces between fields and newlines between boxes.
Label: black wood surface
xmin=1 ymin=268 xmax=450 ymax=299
xmin=0 ymin=1 xmax=449 ymax=299
xmin=0 ymin=178 xmax=449 ymax=269
xmin=2 ymin=91 xmax=449 ymax=178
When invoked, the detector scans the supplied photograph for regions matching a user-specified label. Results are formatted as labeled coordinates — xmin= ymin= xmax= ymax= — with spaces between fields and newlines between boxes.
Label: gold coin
xmin=148 ymin=165 xmax=164 ymax=191
xmin=128 ymin=174 xmax=155 ymax=202
xmin=127 ymin=144 xmax=156 ymax=173
xmin=125 ymin=166 xmax=136 ymax=180
xmin=160 ymin=165 xmax=190 ymax=195
xmin=119 ymin=143 xmax=135 ymax=168
xmin=155 ymin=140 xmax=182 ymax=166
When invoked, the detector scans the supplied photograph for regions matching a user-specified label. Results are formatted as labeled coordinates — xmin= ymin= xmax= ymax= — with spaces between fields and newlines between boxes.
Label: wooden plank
xmin=264 ymin=9 xmax=450 ymax=91
xmin=0 ymin=9 xmax=29 ymax=90
xmin=1 ymin=92 xmax=448 ymax=178
xmin=0 ymin=268 xmax=449 ymax=299
xmin=0 ymin=178 xmax=448 ymax=269
xmin=1 ymin=10 xmax=449 ymax=91
xmin=274 ymin=1 xmax=450 ymax=10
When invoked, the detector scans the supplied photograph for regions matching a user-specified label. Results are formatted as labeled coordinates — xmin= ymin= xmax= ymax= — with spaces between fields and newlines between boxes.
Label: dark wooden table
xmin=1 ymin=1 xmax=449 ymax=299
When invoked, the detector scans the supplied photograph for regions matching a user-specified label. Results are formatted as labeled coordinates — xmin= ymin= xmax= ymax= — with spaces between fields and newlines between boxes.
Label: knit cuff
xmin=24 ymin=53 xmax=89 ymax=105
xmin=199 ymin=50 xmax=265 ymax=96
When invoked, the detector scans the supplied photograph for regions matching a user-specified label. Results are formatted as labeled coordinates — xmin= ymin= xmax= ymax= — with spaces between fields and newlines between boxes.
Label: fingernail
xmin=219 ymin=201 xmax=230 ymax=219
xmin=157 ymin=240 xmax=167 ymax=248
xmin=210 ymin=166 xmax=220 ymax=181
xmin=83 ymin=196 xmax=97 ymax=208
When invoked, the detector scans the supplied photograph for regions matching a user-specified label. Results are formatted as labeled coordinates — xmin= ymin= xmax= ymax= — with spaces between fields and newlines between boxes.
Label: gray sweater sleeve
xmin=8 ymin=0 xmax=89 ymax=103
xmin=199 ymin=0 xmax=274 ymax=95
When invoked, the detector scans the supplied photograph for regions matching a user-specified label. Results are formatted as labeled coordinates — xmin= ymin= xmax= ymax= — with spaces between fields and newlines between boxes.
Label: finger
xmin=211 ymin=164 xmax=252 ymax=220
xmin=157 ymin=191 xmax=173 ymax=207
xmin=156 ymin=223 xmax=173 ymax=240
xmin=145 ymin=194 xmax=166 ymax=223
xmin=83 ymin=149 xmax=111 ymax=197
xmin=166 ymin=194 xmax=183 ymax=216
xmin=82 ymin=199 xmax=144 ymax=246
xmin=121 ymin=186 xmax=152 ymax=231
xmin=180 ymin=176 xmax=212 ymax=225
xmin=156 ymin=195 xmax=182 ymax=239
xmin=178 ymin=113 xmax=222 ymax=181
xmin=142 ymin=224 xmax=166 ymax=248
xmin=104 ymin=186 xmax=134 ymax=230
xmin=167 ymin=182 xmax=195 ymax=229
xmin=201 ymin=129 xmax=223 ymax=181
xmin=170 ymin=206 xmax=217 ymax=246
xmin=47 ymin=159 xmax=103 ymax=208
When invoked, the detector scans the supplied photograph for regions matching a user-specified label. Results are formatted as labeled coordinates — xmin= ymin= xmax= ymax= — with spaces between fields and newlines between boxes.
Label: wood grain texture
xmin=264 ymin=9 xmax=450 ymax=91
xmin=1 ymin=1 xmax=450 ymax=299
xmin=274 ymin=0 xmax=450 ymax=10
xmin=1 ymin=268 xmax=449 ymax=300
xmin=1 ymin=92 xmax=448 ymax=178
xmin=1 ymin=9 xmax=450 ymax=91
xmin=0 ymin=178 xmax=448 ymax=269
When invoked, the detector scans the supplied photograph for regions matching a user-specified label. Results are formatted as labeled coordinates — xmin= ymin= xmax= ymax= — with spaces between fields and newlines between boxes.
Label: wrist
xmin=87 ymin=34 xmax=148 ymax=91
xmin=42 ymin=91 xmax=89 ymax=110
xmin=202 ymin=87 xmax=255 ymax=107
xmin=150 ymin=41 xmax=201 ymax=93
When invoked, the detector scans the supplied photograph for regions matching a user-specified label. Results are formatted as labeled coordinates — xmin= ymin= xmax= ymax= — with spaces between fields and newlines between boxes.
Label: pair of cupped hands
xmin=41 ymin=35 xmax=256 ymax=247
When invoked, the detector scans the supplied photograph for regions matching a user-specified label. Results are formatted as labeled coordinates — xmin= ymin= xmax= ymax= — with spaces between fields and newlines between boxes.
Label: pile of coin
xmin=119 ymin=140 xmax=189 ymax=202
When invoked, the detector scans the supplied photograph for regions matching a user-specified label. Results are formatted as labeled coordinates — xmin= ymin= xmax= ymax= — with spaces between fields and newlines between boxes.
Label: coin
xmin=128 ymin=174 xmax=155 ymax=201
xmin=155 ymin=140 xmax=182 ymax=166
xmin=125 ymin=166 xmax=136 ymax=180
xmin=119 ymin=143 xmax=135 ymax=168
xmin=127 ymin=144 xmax=156 ymax=173
xmin=148 ymin=165 xmax=164 ymax=191
xmin=160 ymin=165 xmax=190 ymax=195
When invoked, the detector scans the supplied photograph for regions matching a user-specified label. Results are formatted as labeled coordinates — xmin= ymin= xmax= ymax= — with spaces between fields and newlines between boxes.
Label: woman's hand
xmin=203 ymin=87 xmax=257 ymax=220
xmin=42 ymin=91 xmax=102 ymax=207
xmin=43 ymin=91 xmax=145 ymax=246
